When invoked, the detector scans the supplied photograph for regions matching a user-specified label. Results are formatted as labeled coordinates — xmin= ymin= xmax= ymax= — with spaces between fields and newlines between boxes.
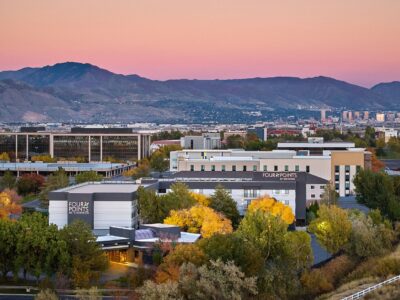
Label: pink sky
xmin=1 ymin=0 xmax=399 ymax=87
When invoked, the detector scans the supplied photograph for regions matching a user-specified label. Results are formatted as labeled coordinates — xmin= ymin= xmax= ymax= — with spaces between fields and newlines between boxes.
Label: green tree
xmin=0 ymin=219 xmax=19 ymax=279
xmin=60 ymin=220 xmax=108 ymax=288
xmin=16 ymin=213 xmax=69 ymax=281
xmin=39 ymin=168 xmax=69 ymax=207
xmin=198 ymin=233 xmax=264 ymax=276
xmin=150 ymin=150 xmax=169 ymax=172
xmin=125 ymin=158 xmax=151 ymax=179
xmin=75 ymin=171 xmax=103 ymax=184
xmin=225 ymin=134 xmax=245 ymax=148
xmin=364 ymin=126 xmax=376 ymax=147
xmin=308 ymin=205 xmax=352 ymax=254
xmin=0 ymin=170 xmax=16 ymax=190
xmin=209 ymin=185 xmax=241 ymax=228
xmin=320 ymin=183 xmax=339 ymax=206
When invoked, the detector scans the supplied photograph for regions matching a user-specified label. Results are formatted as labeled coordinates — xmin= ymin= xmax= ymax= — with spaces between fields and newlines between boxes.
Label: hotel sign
xmin=255 ymin=172 xmax=298 ymax=181
xmin=67 ymin=197 xmax=94 ymax=227
xmin=68 ymin=201 xmax=90 ymax=215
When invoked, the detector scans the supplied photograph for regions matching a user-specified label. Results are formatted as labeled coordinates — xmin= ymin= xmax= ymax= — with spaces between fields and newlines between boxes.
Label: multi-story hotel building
xmin=170 ymin=139 xmax=371 ymax=197
xmin=0 ymin=127 xmax=151 ymax=162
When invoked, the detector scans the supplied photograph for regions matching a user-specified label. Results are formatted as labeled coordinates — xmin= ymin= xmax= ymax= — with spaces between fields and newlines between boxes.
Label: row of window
xmin=190 ymin=164 xmax=311 ymax=172
xmin=310 ymin=185 xmax=325 ymax=190
xmin=334 ymin=165 xmax=362 ymax=173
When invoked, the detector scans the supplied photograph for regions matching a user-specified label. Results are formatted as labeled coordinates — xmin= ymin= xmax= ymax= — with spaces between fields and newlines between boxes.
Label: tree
xmin=247 ymin=196 xmax=295 ymax=225
xmin=31 ymin=155 xmax=56 ymax=163
xmin=137 ymin=183 xmax=196 ymax=223
xmin=0 ymin=219 xmax=19 ymax=279
xmin=209 ymin=185 xmax=241 ymax=228
xmin=364 ymin=126 xmax=376 ymax=147
xmin=164 ymin=205 xmax=233 ymax=238
xmin=155 ymin=244 xmax=207 ymax=283
xmin=124 ymin=159 xmax=150 ymax=179
xmin=198 ymin=233 xmax=264 ymax=276
xmin=75 ymin=287 xmax=101 ymax=300
xmin=35 ymin=289 xmax=59 ymax=300
xmin=368 ymin=148 xmax=385 ymax=172
xmin=150 ymin=150 xmax=169 ymax=172
xmin=345 ymin=213 xmax=395 ymax=258
xmin=320 ymin=183 xmax=339 ymax=206
xmin=308 ymin=205 xmax=352 ymax=254
xmin=191 ymin=192 xmax=210 ymax=206
xmin=75 ymin=171 xmax=103 ymax=184
xmin=0 ymin=170 xmax=16 ymax=190
xmin=0 ymin=189 xmax=22 ymax=219
xmin=138 ymin=260 xmax=258 ymax=300
xmin=39 ymin=168 xmax=69 ymax=207
xmin=60 ymin=220 xmax=108 ymax=288
xmin=16 ymin=213 xmax=69 ymax=282
xmin=225 ymin=134 xmax=245 ymax=148
xmin=17 ymin=173 xmax=45 ymax=195
xmin=0 ymin=152 xmax=10 ymax=162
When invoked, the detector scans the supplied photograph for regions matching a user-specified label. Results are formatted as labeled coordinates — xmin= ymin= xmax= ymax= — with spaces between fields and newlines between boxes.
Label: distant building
xmin=364 ymin=111 xmax=370 ymax=120
xmin=320 ymin=109 xmax=327 ymax=122
xmin=0 ymin=127 xmax=151 ymax=162
xmin=247 ymin=126 xmax=268 ymax=141
xmin=181 ymin=133 xmax=221 ymax=149
xmin=150 ymin=139 xmax=181 ymax=153
xmin=223 ymin=130 xmax=247 ymax=142
xmin=342 ymin=111 xmax=349 ymax=121
xmin=376 ymin=113 xmax=385 ymax=122
xmin=375 ymin=127 xmax=398 ymax=142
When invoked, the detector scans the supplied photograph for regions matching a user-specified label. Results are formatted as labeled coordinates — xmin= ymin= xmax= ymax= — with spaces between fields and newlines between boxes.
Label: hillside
xmin=0 ymin=62 xmax=399 ymax=123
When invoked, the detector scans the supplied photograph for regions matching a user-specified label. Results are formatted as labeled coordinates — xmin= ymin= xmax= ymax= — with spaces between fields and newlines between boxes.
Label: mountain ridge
xmin=0 ymin=62 xmax=399 ymax=123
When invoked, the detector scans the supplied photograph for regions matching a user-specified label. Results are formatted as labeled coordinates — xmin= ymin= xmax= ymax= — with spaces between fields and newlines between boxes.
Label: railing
xmin=341 ymin=274 xmax=400 ymax=300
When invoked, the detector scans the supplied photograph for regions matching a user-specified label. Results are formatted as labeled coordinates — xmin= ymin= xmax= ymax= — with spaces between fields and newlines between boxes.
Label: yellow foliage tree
xmin=190 ymin=192 xmax=210 ymax=206
xmin=0 ymin=152 xmax=10 ymax=161
xmin=164 ymin=205 xmax=233 ymax=238
xmin=0 ymin=189 xmax=22 ymax=220
xmin=247 ymin=196 xmax=295 ymax=225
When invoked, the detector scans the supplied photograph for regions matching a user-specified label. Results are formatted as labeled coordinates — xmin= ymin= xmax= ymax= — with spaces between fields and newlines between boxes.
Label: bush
xmin=300 ymin=269 xmax=333 ymax=296
xmin=17 ymin=173 xmax=45 ymax=195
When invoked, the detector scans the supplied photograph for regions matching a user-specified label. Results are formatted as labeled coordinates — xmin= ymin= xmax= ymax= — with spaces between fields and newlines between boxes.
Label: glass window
xmin=335 ymin=183 xmax=339 ymax=190
xmin=335 ymin=165 xmax=340 ymax=172
xmin=284 ymin=190 xmax=289 ymax=194
xmin=54 ymin=135 xmax=90 ymax=162
xmin=190 ymin=165 xmax=194 ymax=171
xmin=306 ymin=165 xmax=310 ymax=173
xmin=201 ymin=165 xmax=205 ymax=171
xmin=243 ymin=165 xmax=247 ymax=172
xmin=295 ymin=165 xmax=299 ymax=172
xmin=284 ymin=165 xmax=289 ymax=172
xmin=345 ymin=175 xmax=350 ymax=181
xmin=244 ymin=189 xmax=259 ymax=198
xmin=335 ymin=175 xmax=340 ymax=181
xmin=274 ymin=165 xmax=278 ymax=171
xmin=232 ymin=165 xmax=236 ymax=171
xmin=211 ymin=165 xmax=216 ymax=171
xmin=311 ymin=194 xmax=315 ymax=198
xmin=311 ymin=185 xmax=315 ymax=189
xmin=345 ymin=165 xmax=350 ymax=172
xmin=284 ymin=200 xmax=289 ymax=205
xmin=221 ymin=165 xmax=226 ymax=172
xmin=253 ymin=165 xmax=257 ymax=171
xmin=263 ymin=165 xmax=267 ymax=171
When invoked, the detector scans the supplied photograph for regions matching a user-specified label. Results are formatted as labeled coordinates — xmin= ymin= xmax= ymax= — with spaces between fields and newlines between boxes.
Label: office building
xmin=376 ymin=113 xmax=385 ymax=122
xmin=247 ymin=126 xmax=268 ymax=141
xmin=180 ymin=133 xmax=221 ymax=150
xmin=0 ymin=127 xmax=151 ymax=162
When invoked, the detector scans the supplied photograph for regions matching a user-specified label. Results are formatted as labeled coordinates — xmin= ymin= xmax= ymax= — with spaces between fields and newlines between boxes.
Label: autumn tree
xmin=150 ymin=150 xmax=169 ymax=172
xmin=164 ymin=205 xmax=233 ymax=238
xmin=155 ymin=244 xmax=207 ymax=283
xmin=247 ymin=196 xmax=295 ymax=224
xmin=191 ymin=192 xmax=210 ymax=206
xmin=39 ymin=168 xmax=69 ymax=207
xmin=75 ymin=171 xmax=103 ymax=184
xmin=0 ymin=189 xmax=22 ymax=219
xmin=0 ymin=170 xmax=16 ymax=190
xmin=17 ymin=173 xmax=45 ymax=195
xmin=320 ymin=183 xmax=339 ymax=206
xmin=124 ymin=158 xmax=151 ymax=179
xmin=0 ymin=152 xmax=10 ymax=162
xmin=31 ymin=155 xmax=56 ymax=163
xmin=209 ymin=185 xmax=241 ymax=228
xmin=308 ymin=204 xmax=352 ymax=254
xmin=368 ymin=148 xmax=385 ymax=172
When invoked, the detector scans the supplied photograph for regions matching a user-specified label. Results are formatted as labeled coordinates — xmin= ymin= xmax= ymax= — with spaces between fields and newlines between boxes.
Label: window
xmin=311 ymin=194 xmax=315 ymax=198
xmin=244 ymin=189 xmax=259 ymax=198
xmin=335 ymin=174 xmax=340 ymax=181
xmin=345 ymin=175 xmax=350 ymax=181
xmin=284 ymin=165 xmax=289 ymax=172
xmin=274 ymin=165 xmax=278 ymax=171
xmin=201 ymin=151 xmax=204 ymax=157
xmin=263 ymin=165 xmax=267 ymax=171
xmin=232 ymin=165 xmax=236 ymax=171
xmin=198 ymin=189 xmax=204 ymax=194
xmin=158 ymin=188 xmax=166 ymax=193
xmin=190 ymin=165 xmax=194 ymax=171
xmin=201 ymin=165 xmax=205 ymax=171
xmin=253 ymin=165 xmax=257 ymax=171
xmin=306 ymin=165 xmax=310 ymax=173
xmin=221 ymin=165 xmax=226 ymax=172
xmin=284 ymin=200 xmax=289 ymax=205
xmin=274 ymin=190 xmax=281 ymax=195
xmin=295 ymin=165 xmax=299 ymax=172
xmin=284 ymin=190 xmax=289 ymax=195
xmin=243 ymin=165 xmax=247 ymax=172
xmin=335 ymin=183 xmax=339 ymax=190
xmin=311 ymin=185 xmax=315 ymax=189
xmin=335 ymin=165 xmax=340 ymax=173
xmin=211 ymin=165 xmax=215 ymax=171
xmin=320 ymin=185 xmax=325 ymax=189
xmin=345 ymin=165 xmax=350 ymax=173
xmin=345 ymin=182 xmax=350 ymax=190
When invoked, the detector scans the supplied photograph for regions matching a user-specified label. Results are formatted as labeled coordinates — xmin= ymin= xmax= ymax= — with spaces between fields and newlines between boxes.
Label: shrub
xmin=17 ymin=173 xmax=45 ymax=195
xmin=300 ymin=269 xmax=333 ymax=296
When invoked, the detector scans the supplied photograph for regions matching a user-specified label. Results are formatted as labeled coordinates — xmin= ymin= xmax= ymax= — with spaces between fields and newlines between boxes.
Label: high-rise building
xmin=342 ymin=111 xmax=348 ymax=121
xmin=320 ymin=109 xmax=327 ymax=122
xmin=348 ymin=111 xmax=353 ymax=121
xmin=364 ymin=111 xmax=370 ymax=120
xmin=354 ymin=111 xmax=360 ymax=119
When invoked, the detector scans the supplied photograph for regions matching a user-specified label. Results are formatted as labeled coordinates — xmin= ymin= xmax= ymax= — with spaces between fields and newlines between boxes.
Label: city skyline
xmin=1 ymin=0 xmax=400 ymax=87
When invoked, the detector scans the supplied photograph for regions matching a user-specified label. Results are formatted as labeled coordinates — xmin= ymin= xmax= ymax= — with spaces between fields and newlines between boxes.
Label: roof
xmin=55 ymin=181 xmax=141 ymax=194
xmin=0 ymin=162 xmax=127 ymax=172
xmin=277 ymin=142 xmax=355 ymax=149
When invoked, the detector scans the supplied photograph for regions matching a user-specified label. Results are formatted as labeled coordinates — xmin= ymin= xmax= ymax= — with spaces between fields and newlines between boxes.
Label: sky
xmin=0 ymin=0 xmax=399 ymax=87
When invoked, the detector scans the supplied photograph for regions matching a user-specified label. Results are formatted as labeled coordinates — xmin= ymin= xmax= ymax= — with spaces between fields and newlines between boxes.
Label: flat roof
xmin=0 ymin=162 xmax=128 ymax=172
xmin=57 ymin=181 xmax=141 ymax=194
xmin=277 ymin=142 xmax=355 ymax=148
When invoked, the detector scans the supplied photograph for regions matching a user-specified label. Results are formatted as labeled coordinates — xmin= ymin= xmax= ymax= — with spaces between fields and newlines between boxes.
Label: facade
xmin=170 ymin=144 xmax=370 ymax=197
xmin=48 ymin=181 xmax=145 ymax=230
xmin=143 ymin=171 xmax=327 ymax=222
xmin=0 ymin=128 xmax=151 ymax=162
xmin=247 ymin=126 xmax=268 ymax=141
xmin=180 ymin=133 xmax=221 ymax=150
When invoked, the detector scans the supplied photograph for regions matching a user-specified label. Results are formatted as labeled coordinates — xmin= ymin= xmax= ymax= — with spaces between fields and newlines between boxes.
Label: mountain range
xmin=0 ymin=62 xmax=399 ymax=123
